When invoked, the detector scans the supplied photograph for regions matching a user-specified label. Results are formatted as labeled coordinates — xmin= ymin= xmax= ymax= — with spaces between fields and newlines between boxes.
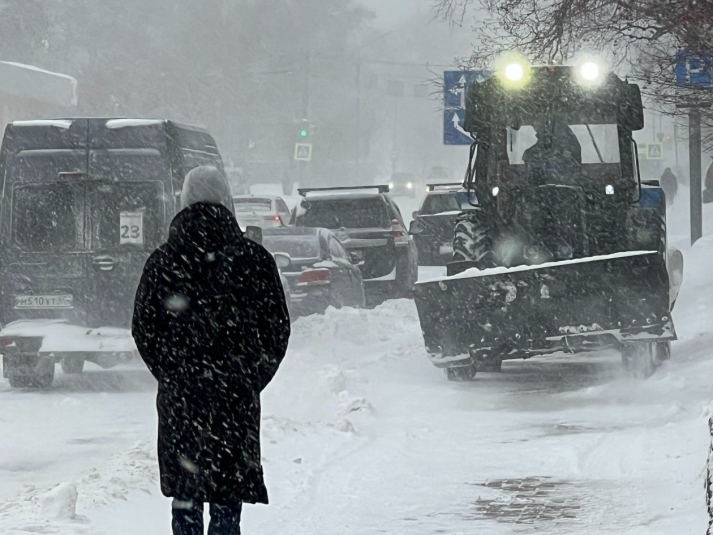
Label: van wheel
xmin=61 ymin=356 xmax=85 ymax=374
xmin=5 ymin=355 xmax=55 ymax=388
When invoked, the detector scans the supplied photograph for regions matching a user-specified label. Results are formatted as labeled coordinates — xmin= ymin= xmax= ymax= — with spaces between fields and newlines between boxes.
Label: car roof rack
xmin=298 ymin=185 xmax=390 ymax=196
xmin=426 ymin=182 xmax=463 ymax=191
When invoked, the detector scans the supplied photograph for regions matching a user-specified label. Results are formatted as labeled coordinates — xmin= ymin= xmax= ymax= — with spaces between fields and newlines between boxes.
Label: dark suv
xmin=292 ymin=186 xmax=418 ymax=303
xmin=410 ymin=183 xmax=474 ymax=265
xmin=0 ymin=118 xmax=230 ymax=387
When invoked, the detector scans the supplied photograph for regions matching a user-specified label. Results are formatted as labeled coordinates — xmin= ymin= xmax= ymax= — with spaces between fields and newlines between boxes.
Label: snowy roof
xmin=0 ymin=61 xmax=77 ymax=107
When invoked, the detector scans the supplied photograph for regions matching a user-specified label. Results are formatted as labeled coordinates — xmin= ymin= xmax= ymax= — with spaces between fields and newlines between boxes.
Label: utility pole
xmin=297 ymin=43 xmax=312 ymax=189
xmin=677 ymin=102 xmax=710 ymax=245
xmin=689 ymin=106 xmax=702 ymax=244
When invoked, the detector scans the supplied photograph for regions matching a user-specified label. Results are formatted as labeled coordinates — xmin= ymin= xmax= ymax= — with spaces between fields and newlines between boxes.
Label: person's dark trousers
xmin=172 ymin=499 xmax=243 ymax=535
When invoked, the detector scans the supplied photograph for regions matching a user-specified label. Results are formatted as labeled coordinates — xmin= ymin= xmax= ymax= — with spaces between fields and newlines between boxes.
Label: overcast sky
xmin=359 ymin=0 xmax=423 ymax=28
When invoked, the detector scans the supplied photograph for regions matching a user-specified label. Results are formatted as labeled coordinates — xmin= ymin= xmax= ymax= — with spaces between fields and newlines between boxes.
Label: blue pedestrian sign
xmin=675 ymin=51 xmax=713 ymax=88
xmin=443 ymin=70 xmax=490 ymax=145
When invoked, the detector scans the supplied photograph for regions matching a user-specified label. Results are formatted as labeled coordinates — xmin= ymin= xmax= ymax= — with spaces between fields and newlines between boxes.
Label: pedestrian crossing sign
xmin=646 ymin=142 xmax=663 ymax=160
xmin=294 ymin=143 xmax=313 ymax=161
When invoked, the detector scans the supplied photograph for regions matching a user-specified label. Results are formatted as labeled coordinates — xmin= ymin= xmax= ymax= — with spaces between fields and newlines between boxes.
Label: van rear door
xmin=86 ymin=181 xmax=165 ymax=327
xmin=4 ymin=178 xmax=92 ymax=327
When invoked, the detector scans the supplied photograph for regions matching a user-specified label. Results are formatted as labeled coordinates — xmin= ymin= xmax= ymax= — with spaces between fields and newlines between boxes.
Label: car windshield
xmin=234 ymin=198 xmax=273 ymax=212
xmin=12 ymin=182 xmax=84 ymax=252
xmin=263 ymin=235 xmax=321 ymax=260
xmin=421 ymin=193 xmax=461 ymax=214
xmin=296 ymin=197 xmax=390 ymax=229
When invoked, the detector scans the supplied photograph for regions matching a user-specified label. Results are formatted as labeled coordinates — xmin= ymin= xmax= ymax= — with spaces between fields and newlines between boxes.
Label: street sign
xmin=443 ymin=70 xmax=490 ymax=145
xmin=637 ymin=143 xmax=648 ymax=160
xmin=675 ymin=51 xmax=713 ymax=88
xmin=294 ymin=143 xmax=312 ymax=161
xmin=647 ymin=142 xmax=664 ymax=160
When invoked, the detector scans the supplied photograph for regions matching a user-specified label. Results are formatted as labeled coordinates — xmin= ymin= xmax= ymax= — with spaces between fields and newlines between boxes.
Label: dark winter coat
xmin=132 ymin=202 xmax=290 ymax=504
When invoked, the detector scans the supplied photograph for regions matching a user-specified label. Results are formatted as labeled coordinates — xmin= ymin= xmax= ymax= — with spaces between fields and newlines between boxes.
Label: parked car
xmin=0 ymin=118 xmax=233 ymax=388
xmin=389 ymin=172 xmax=418 ymax=198
xmin=243 ymin=227 xmax=293 ymax=318
xmin=233 ymin=195 xmax=291 ymax=229
xmin=410 ymin=183 xmax=474 ymax=265
xmin=291 ymin=186 xmax=418 ymax=303
xmin=263 ymin=227 xmax=365 ymax=316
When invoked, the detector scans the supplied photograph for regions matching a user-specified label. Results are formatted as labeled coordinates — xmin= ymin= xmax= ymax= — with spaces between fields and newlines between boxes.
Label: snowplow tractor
xmin=415 ymin=64 xmax=676 ymax=380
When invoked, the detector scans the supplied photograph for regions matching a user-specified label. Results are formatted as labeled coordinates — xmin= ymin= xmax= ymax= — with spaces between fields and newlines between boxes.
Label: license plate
xmin=13 ymin=294 xmax=74 ymax=309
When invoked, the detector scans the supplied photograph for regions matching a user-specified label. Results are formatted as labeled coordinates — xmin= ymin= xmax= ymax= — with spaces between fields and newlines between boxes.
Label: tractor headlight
xmin=504 ymin=62 xmax=525 ymax=82
xmin=495 ymin=54 xmax=531 ymax=89
xmin=573 ymin=56 xmax=605 ymax=87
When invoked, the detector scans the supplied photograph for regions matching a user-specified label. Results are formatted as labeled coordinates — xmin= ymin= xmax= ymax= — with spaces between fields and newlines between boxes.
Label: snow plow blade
xmin=414 ymin=251 xmax=675 ymax=364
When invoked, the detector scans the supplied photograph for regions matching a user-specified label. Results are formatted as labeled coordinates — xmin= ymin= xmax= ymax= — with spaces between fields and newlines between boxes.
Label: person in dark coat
xmin=132 ymin=166 xmax=290 ymax=535
xmin=660 ymin=167 xmax=678 ymax=206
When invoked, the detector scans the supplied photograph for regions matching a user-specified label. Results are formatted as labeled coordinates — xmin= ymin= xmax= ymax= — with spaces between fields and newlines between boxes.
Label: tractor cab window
xmin=507 ymin=123 xmax=620 ymax=165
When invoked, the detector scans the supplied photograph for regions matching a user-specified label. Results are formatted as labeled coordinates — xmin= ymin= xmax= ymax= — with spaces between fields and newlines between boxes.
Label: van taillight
xmin=391 ymin=219 xmax=409 ymax=247
xmin=0 ymin=338 xmax=14 ymax=346
xmin=296 ymin=269 xmax=331 ymax=287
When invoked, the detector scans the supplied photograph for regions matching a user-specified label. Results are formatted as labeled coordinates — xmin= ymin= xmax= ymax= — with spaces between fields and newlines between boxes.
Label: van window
xmin=12 ymin=183 xmax=84 ymax=252
xmin=89 ymin=182 xmax=163 ymax=251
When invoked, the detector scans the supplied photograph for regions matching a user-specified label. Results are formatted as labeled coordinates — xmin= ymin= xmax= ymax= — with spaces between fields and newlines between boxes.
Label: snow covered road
xmin=1 ymin=198 xmax=712 ymax=534
xmin=1 ymin=294 xmax=711 ymax=534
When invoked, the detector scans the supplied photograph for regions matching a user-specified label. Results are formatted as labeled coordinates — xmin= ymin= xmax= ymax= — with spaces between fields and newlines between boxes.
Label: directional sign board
xmin=443 ymin=70 xmax=490 ymax=145
xmin=675 ymin=51 xmax=713 ymax=88
xmin=294 ymin=143 xmax=312 ymax=161
xmin=646 ymin=142 xmax=664 ymax=160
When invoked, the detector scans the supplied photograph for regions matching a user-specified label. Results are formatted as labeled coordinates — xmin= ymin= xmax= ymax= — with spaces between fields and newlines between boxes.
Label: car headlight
xmin=406 ymin=182 xmax=413 ymax=189
xmin=389 ymin=182 xmax=395 ymax=189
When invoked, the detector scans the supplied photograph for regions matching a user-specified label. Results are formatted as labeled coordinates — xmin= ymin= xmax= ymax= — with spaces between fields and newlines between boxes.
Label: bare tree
xmin=434 ymin=0 xmax=713 ymax=145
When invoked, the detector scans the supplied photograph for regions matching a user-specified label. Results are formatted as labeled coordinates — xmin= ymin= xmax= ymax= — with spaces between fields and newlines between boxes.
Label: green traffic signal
xmin=300 ymin=129 xmax=308 ymax=137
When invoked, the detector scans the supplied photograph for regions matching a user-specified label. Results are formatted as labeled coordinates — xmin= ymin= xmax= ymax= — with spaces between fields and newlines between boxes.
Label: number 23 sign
xmin=120 ymin=212 xmax=144 ymax=245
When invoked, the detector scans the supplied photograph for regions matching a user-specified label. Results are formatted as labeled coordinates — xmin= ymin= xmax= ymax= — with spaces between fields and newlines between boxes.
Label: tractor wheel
xmin=452 ymin=209 xmax=495 ymax=266
xmin=445 ymin=364 xmax=477 ymax=382
xmin=621 ymin=342 xmax=669 ymax=379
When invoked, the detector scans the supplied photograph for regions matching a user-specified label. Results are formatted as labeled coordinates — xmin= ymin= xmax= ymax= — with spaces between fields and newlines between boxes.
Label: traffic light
xmin=300 ymin=129 xmax=308 ymax=138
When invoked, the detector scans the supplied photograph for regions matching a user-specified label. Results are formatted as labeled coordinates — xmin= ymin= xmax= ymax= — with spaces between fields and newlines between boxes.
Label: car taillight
xmin=264 ymin=215 xmax=283 ymax=225
xmin=296 ymin=269 xmax=331 ymax=287
xmin=391 ymin=219 xmax=409 ymax=247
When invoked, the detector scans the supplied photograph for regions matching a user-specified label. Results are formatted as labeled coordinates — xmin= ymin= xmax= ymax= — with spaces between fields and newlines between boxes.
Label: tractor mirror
xmin=625 ymin=83 xmax=644 ymax=131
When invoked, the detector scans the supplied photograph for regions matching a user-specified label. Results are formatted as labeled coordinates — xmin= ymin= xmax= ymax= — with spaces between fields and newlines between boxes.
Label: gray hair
xmin=180 ymin=166 xmax=233 ymax=210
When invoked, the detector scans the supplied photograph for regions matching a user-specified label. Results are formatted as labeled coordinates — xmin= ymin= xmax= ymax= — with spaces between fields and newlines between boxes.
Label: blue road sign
xmin=443 ymin=70 xmax=490 ymax=145
xmin=675 ymin=51 xmax=713 ymax=88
